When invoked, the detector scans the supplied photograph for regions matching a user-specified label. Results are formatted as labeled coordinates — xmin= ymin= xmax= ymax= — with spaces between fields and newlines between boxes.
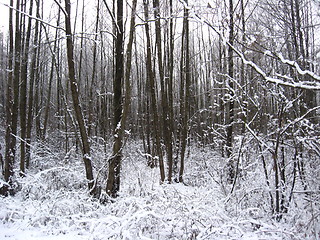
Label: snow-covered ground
xmin=0 ymin=140 xmax=318 ymax=239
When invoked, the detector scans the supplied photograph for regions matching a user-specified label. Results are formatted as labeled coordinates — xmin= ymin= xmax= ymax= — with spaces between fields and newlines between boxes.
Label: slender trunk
xmin=226 ymin=0 xmax=235 ymax=181
xmin=274 ymin=104 xmax=285 ymax=221
xmin=4 ymin=0 xmax=22 ymax=192
xmin=106 ymin=0 xmax=124 ymax=197
xmin=259 ymin=145 xmax=275 ymax=213
xmin=34 ymin=68 xmax=42 ymax=139
xmin=12 ymin=0 xmax=21 ymax=155
xmin=26 ymin=0 xmax=41 ymax=168
xmin=153 ymin=0 xmax=172 ymax=182
xmin=2 ymin=0 xmax=15 ymax=196
xmin=179 ymin=2 xmax=190 ymax=183
xmin=280 ymin=140 xmax=287 ymax=213
xmin=168 ymin=0 xmax=175 ymax=178
xmin=78 ymin=0 xmax=85 ymax=82
xmin=64 ymin=0 xmax=96 ymax=196
xmin=143 ymin=0 xmax=165 ymax=182
xmin=240 ymin=0 xmax=247 ymax=133
xmin=19 ymin=0 xmax=34 ymax=175
xmin=273 ymin=151 xmax=280 ymax=220
xmin=88 ymin=0 xmax=100 ymax=137
xmin=43 ymin=11 xmax=60 ymax=139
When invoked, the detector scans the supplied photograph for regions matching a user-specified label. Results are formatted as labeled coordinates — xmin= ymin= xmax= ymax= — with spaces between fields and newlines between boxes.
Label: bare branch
xmin=53 ymin=0 xmax=68 ymax=17
xmin=1 ymin=2 xmax=65 ymax=31
xmin=102 ymin=0 xmax=120 ymax=34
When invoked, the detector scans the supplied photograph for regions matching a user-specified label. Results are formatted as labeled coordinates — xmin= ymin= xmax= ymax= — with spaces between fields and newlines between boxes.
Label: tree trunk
xmin=43 ymin=11 xmax=60 ymax=139
xmin=26 ymin=0 xmax=41 ymax=169
xmin=179 ymin=1 xmax=190 ymax=183
xmin=106 ymin=0 xmax=125 ymax=197
xmin=3 ymin=0 xmax=22 ymax=194
xmin=153 ymin=0 xmax=172 ymax=183
xmin=226 ymin=0 xmax=235 ymax=182
xmin=2 ymin=0 xmax=15 ymax=196
xmin=87 ymin=0 xmax=100 ymax=137
xmin=143 ymin=0 xmax=165 ymax=182
xmin=64 ymin=0 xmax=96 ymax=196
xmin=19 ymin=0 xmax=34 ymax=175
xmin=167 ymin=0 xmax=175 ymax=180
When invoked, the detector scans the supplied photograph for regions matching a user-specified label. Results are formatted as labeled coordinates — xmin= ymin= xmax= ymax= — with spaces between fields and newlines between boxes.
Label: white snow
xmin=0 ymin=141 xmax=318 ymax=240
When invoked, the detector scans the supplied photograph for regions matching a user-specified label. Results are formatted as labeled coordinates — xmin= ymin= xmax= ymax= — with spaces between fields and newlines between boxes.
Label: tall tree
xmin=3 ymin=0 xmax=22 ymax=194
xmin=226 ymin=0 xmax=235 ymax=181
xmin=143 ymin=0 xmax=165 ymax=182
xmin=20 ymin=0 xmax=34 ymax=175
xmin=2 ymin=0 xmax=15 ymax=196
xmin=26 ymin=0 xmax=41 ymax=168
xmin=153 ymin=0 xmax=172 ymax=183
xmin=178 ymin=0 xmax=190 ymax=183
xmin=87 ymin=0 xmax=100 ymax=137
xmin=106 ymin=0 xmax=125 ymax=197
xmin=167 ymin=0 xmax=175 ymax=180
xmin=64 ymin=0 xmax=97 ymax=196
xmin=43 ymin=10 xmax=61 ymax=140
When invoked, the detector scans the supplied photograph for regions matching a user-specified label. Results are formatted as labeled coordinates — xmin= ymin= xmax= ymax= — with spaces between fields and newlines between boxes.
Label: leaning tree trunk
xmin=64 ymin=0 xmax=96 ymax=196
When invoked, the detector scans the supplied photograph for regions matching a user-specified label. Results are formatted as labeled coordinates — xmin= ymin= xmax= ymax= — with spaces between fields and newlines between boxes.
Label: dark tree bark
xmin=167 ymin=0 xmax=175 ymax=180
xmin=3 ymin=0 xmax=22 ymax=195
xmin=19 ymin=0 xmax=34 ymax=175
xmin=178 ymin=1 xmax=190 ymax=183
xmin=153 ymin=0 xmax=172 ymax=183
xmin=43 ymin=10 xmax=60 ymax=139
xmin=87 ymin=0 xmax=100 ymax=137
xmin=143 ymin=0 xmax=165 ymax=182
xmin=64 ymin=0 xmax=97 ymax=196
xmin=106 ymin=0 xmax=125 ymax=197
xmin=2 ymin=0 xmax=15 ymax=196
xmin=26 ymin=0 xmax=41 ymax=169
xmin=226 ymin=0 xmax=235 ymax=181
xmin=12 ymin=0 xmax=22 ymax=160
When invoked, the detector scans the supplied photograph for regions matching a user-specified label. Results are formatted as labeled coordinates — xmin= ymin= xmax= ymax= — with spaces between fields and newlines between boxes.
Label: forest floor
xmin=0 ymin=138 xmax=318 ymax=240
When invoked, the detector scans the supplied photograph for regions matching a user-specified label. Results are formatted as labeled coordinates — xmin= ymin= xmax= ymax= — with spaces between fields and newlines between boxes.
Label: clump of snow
xmin=0 ymin=138 xmax=318 ymax=240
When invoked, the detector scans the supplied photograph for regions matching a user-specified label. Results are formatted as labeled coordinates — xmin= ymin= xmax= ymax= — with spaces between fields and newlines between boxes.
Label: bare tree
xmin=106 ymin=0 xmax=125 ymax=197
xmin=178 ymin=0 xmax=191 ymax=183
xmin=26 ymin=0 xmax=41 ymax=168
xmin=2 ymin=0 xmax=16 ymax=196
xmin=64 ymin=0 xmax=97 ymax=196
xmin=142 ymin=0 xmax=165 ymax=181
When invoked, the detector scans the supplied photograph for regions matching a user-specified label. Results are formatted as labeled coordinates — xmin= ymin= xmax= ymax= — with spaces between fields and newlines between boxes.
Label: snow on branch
xmin=193 ymin=14 xmax=320 ymax=91
xmin=275 ymin=53 xmax=320 ymax=82
xmin=280 ymin=106 xmax=320 ymax=137
xmin=233 ymin=49 xmax=320 ymax=90
xmin=244 ymin=123 xmax=274 ymax=155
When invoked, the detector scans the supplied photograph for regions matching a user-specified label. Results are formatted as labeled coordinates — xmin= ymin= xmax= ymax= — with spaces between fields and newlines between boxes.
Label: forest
xmin=0 ymin=0 xmax=320 ymax=239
